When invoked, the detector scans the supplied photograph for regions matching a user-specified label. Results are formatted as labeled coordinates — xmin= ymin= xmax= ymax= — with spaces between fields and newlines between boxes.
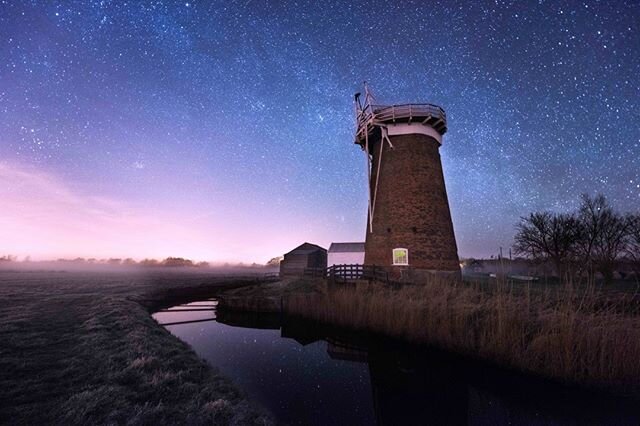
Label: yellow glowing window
xmin=392 ymin=248 xmax=408 ymax=265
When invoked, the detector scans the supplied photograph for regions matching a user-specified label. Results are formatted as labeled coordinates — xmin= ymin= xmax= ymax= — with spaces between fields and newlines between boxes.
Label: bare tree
xmin=139 ymin=258 xmax=159 ymax=267
xmin=577 ymin=194 xmax=630 ymax=283
xmin=626 ymin=214 xmax=640 ymax=277
xmin=513 ymin=212 xmax=582 ymax=279
xmin=595 ymin=212 xmax=631 ymax=282
xmin=162 ymin=257 xmax=195 ymax=267
xmin=576 ymin=194 xmax=607 ymax=276
xmin=267 ymin=256 xmax=283 ymax=266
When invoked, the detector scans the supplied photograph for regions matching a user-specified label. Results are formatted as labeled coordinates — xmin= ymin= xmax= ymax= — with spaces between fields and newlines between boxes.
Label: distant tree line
xmin=59 ymin=257 xmax=212 ymax=267
xmin=513 ymin=194 xmax=640 ymax=282
xmin=0 ymin=256 xmax=212 ymax=267
xmin=0 ymin=255 xmax=279 ymax=268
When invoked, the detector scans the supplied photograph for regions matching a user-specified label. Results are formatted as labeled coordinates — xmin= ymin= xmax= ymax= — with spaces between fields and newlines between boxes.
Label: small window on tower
xmin=392 ymin=248 xmax=408 ymax=265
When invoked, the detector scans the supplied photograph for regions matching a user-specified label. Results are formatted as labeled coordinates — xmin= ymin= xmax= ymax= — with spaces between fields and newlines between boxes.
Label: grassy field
xmin=282 ymin=276 xmax=640 ymax=395
xmin=5 ymin=269 xmax=638 ymax=424
xmin=0 ymin=269 xmax=274 ymax=425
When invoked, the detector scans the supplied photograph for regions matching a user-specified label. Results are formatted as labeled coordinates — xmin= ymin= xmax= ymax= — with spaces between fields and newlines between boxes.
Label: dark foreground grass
xmin=0 ymin=270 xmax=273 ymax=425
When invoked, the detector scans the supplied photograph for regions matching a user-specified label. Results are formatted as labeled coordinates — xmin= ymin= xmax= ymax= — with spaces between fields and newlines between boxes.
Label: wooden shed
xmin=280 ymin=242 xmax=327 ymax=276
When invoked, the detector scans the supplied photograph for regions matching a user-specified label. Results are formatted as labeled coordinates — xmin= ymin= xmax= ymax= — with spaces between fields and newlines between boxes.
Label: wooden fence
xmin=304 ymin=264 xmax=394 ymax=285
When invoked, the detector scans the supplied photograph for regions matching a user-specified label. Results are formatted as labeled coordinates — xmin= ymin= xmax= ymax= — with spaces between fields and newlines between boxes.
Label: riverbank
xmin=0 ymin=270 xmax=274 ymax=425
xmin=218 ymin=276 xmax=640 ymax=396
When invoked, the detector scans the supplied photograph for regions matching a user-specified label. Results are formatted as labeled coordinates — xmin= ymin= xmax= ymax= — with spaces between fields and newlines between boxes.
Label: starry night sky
xmin=1 ymin=0 xmax=639 ymax=262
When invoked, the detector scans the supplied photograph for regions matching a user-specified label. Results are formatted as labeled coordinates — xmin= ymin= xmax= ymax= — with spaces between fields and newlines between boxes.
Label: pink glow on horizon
xmin=0 ymin=162 xmax=317 ymax=263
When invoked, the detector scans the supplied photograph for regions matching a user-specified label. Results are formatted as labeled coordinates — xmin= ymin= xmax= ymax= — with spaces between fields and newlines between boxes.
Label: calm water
xmin=153 ymin=301 xmax=640 ymax=426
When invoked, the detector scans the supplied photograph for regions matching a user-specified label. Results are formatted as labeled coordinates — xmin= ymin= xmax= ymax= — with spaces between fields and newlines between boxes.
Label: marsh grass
xmin=284 ymin=276 xmax=640 ymax=393
xmin=0 ymin=271 xmax=272 ymax=425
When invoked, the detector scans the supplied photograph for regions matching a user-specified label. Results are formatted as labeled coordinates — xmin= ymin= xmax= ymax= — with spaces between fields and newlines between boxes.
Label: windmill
xmin=353 ymin=83 xmax=459 ymax=277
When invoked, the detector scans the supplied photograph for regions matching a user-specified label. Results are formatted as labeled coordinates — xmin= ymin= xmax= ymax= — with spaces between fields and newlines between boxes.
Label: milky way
xmin=1 ymin=0 xmax=638 ymax=261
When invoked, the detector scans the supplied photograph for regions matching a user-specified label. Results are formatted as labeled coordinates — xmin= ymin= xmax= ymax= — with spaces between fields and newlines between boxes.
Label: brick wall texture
xmin=364 ymin=132 xmax=460 ymax=273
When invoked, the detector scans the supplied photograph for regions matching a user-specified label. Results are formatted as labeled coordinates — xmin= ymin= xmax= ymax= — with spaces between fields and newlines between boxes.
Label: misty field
xmin=0 ymin=270 xmax=273 ymax=425
xmin=283 ymin=276 xmax=640 ymax=395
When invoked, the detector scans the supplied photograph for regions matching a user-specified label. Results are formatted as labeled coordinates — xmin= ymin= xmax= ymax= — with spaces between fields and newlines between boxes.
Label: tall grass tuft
xmin=284 ymin=276 xmax=640 ymax=392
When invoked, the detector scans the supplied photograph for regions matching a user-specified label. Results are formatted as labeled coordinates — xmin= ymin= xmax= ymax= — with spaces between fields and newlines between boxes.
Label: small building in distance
xmin=328 ymin=242 xmax=365 ymax=267
xmin=279 ymin=242 xmax=327 ymax=276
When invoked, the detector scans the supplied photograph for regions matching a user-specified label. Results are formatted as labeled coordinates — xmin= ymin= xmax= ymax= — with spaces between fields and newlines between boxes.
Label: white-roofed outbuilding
xmin=328 ymin=242 xmax=365 ymax=267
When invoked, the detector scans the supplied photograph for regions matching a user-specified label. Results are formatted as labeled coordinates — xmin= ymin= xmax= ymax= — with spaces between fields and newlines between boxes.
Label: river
xmin=153 ymin=300 xmax=640 ymax=425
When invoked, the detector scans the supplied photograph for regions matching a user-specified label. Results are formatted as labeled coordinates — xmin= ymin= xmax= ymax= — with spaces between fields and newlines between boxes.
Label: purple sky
xmin=1 ymin=1 xmax=638 ymax=263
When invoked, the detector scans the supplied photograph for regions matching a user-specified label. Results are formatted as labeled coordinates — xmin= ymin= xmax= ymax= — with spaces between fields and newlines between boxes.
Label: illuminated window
xmin=392 ymin=248 xmax=408 ymax=265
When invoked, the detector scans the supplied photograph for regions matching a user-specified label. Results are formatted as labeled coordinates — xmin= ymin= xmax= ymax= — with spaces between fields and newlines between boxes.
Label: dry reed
xmin=284 ymin=277 xmax=640 ymax=392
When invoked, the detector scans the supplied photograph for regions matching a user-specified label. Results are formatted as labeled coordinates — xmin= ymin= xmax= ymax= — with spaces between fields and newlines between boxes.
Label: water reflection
xmin=154 ymin=303 xmax=640 ymax=425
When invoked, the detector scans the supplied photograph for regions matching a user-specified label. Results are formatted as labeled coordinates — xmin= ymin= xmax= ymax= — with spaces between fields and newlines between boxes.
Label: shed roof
xmin=284 ymin=242 xmax=326 ymax=256
xmin=328 ymin=242 xmax=365 ymax=253
xmin=288 ymin=249 xmax=319 ymax=255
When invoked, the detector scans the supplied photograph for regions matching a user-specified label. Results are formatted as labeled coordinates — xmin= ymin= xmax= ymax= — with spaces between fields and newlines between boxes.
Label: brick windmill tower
xmin=354 ymin=84 xmax=460 ymax=278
